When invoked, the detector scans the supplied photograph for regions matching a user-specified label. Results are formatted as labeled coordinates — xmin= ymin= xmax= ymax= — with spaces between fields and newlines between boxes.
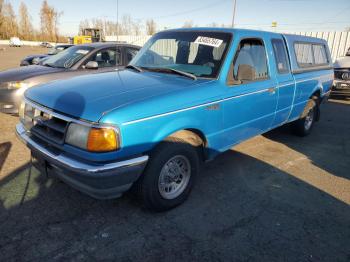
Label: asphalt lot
xmin=0 ymin=46 xmax=349 ymax=261
xmin=0 ymin=45 xmax=48 ymax=71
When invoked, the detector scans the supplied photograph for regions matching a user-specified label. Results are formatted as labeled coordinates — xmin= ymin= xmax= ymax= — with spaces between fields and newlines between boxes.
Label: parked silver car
xmin=0 ymin=42 xmax=140 ymax=113
xmin=20 ymin=44 xmax=74 ymax=66
xmin=333 ymin=47 xmax=350 ymax=97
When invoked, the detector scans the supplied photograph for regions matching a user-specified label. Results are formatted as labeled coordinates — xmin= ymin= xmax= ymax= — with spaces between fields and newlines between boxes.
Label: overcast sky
xmin=9 ymin=0 xmax=350 ymax=36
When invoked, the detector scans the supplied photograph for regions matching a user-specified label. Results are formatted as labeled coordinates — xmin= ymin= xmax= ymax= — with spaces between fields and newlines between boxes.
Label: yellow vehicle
xmin=73 ymin=28 xmax=102 ymax=45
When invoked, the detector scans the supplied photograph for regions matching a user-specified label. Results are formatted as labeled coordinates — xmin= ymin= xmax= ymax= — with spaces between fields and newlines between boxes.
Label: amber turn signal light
xmin=87 ymin=128 xmax=118 ymax=152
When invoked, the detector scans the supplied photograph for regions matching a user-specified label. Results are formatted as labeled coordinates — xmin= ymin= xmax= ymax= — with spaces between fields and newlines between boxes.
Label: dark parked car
xmin=40 ymin=42 xmax=53 ymax=48
xmin=0 ymin=42 xmax=140 ymax=113
xmin=20 ymin=44 xmax=74 ymax=66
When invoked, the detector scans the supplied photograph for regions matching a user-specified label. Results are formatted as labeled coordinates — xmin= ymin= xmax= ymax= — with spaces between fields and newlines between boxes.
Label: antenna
xmin=231 ymin=0 xmax=237 ymax=28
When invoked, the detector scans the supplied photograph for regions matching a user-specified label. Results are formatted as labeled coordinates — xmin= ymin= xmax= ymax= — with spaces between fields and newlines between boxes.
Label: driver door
xmin=221 ymin=38 xmax=278 ymax=148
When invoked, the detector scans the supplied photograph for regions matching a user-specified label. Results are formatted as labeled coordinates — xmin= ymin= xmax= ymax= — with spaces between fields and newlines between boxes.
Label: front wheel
xmin=133 ymin=137 xmax=199 ymax=211
xmin=292 ymin=99 xmax=318 ymax=136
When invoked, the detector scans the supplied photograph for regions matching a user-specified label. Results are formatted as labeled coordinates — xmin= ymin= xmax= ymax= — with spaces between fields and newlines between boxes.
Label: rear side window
xmin=295 ymin=43 xmax=314 ymax=67
xmin=313 ymin=44 xmax=328 ymax=65
xmin=272 ymin=39 xmax=290 ymax=74
xmin=294 ymin=42 xmax=329 ymax=68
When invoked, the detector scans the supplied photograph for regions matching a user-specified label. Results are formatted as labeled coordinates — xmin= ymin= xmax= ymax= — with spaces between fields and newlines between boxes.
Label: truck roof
xmin=166 ymin=27 xmax=327 ymax=44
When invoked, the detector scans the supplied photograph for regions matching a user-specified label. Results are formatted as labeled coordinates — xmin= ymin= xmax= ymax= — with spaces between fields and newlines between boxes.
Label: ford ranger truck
xmin=16 ymin=28 xmax=333 ymax=211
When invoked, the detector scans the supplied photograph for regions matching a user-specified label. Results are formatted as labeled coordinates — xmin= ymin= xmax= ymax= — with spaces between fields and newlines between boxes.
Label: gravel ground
xmin=0 ymin=46 xmax=349 ymax=261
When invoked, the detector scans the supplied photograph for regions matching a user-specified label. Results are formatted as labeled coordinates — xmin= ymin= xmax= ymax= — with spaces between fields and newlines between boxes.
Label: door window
xmin=272 ymin=39 xmax=290 ymax=74
xmin=126 ymin=48 xmax=139 ymax=63
xmin=87 ymin=48 xmax=121 ymax=68
xmin=230 ymin=39 xmax=269 ymax=84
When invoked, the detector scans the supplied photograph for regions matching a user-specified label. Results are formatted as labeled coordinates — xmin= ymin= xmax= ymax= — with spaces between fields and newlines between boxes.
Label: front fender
xmin=118 ymin=105 xmax=221 ymax=159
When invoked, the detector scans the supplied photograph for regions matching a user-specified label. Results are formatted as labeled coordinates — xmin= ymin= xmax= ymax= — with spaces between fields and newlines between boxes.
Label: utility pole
xmin=116 ymin=0 xmax=119 ymax=41
xmin=231 ymin=0 xmax=237 ymax=28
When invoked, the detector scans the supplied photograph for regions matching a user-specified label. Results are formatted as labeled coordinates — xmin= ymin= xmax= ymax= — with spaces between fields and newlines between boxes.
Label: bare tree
xmin=18 ymin=2 xmax=33 ymax=40
xmin=120 ymin=15 xmax=132 ymax=35
xmin=182 ymin=20 xmax=194 ymax=28
xmin=78 ymin=14 xmax=146 ymax=37
xmin=0 ymin=0 xmax=4 ymax=37
xmin=79 ymin=19 xmax=90 ymax=34
xmin=105 ymin=21 xmax=118 ymax=36
xmin=132 ymin=19 xmax=142 ymax=35
xmin=2 ymin=2 xmax=18 ymax=38
xmin=207 ymin=22 xmax=219 ymax=28
xmin=146 ymin=19 xmax=157 ymax=35
xmin=40 ymin=0 xmax=62 ymax=42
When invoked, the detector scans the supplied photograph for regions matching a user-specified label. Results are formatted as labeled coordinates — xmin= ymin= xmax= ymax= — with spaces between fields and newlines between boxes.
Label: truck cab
xmin=16 ymin=28 xmax=333 ymax=211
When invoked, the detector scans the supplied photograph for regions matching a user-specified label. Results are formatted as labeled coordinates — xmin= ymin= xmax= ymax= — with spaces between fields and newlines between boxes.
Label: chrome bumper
xmin=16 ymin=123 xmax=149 ymax=199
xmin=334 ymin=79 xmax=350 ymax=85
xmin=16 ymin=123 xmax=148 ymax=174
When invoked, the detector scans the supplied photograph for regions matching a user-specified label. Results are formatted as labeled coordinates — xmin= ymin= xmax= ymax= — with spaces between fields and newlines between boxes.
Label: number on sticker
xmin=194 ymin=36 xmax=223 ymax=48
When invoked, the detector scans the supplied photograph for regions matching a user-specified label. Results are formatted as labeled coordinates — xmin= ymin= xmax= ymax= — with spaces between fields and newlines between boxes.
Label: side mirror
xmin=21 ymin=60 xmax=30 ymax=66
xmin=32 ymin=58 xmax=40 ymax=65
xmin=85 ymin=61 xmax=99 ymax=69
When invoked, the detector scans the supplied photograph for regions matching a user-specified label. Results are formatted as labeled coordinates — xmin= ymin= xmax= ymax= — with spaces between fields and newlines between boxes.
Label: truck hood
xmin=25 ymin=69 xmax=212 ymax=122
xmin=0 ymin=65 xmax=64 ymax=82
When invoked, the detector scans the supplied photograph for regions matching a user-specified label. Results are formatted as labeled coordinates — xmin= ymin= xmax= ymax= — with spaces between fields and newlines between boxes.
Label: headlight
xmin=19 ymin=101 xmax=25 ymax=119
xmin=6 ymin=81 xmax=30 ymax=89
xmin=65 ymin=123 xmax=119 ymax=152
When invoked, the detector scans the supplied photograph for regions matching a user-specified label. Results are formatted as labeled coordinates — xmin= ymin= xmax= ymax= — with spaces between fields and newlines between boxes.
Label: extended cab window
xmin=313 ymin=44 xmax=328 ymax=65
xmin=295 ymin=43 xmax=314 ymax=67
xmin=295 ymin=42 xmax=329 ymax=68
xmin=272 ymin=39 xmax=290 ymax=74
xmin=230 ymin=39 xmax=269 ymax=84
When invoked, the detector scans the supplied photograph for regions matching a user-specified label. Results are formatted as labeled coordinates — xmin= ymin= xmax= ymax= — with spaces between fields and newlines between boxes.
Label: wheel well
xmin=311 ymin=90 xmax=321 ymax=101
xmin=167 ymin=129 xmax=207 ymax=160
xmin=310 ymin=89 xmax=321 ymax=121
xmin=168 ymin=129 xmax=206 ymax=147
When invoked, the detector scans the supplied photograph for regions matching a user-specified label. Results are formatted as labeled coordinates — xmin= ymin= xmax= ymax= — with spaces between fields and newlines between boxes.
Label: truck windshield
xmin=43 ymin=46 xmax=93 ymax=68
xmin=130 ymin=30 xmax=232 ymax=78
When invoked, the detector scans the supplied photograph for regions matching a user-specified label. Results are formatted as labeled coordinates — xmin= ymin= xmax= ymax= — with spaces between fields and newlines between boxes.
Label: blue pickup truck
xmin=16 ymin=28 xmax=333 ymax=211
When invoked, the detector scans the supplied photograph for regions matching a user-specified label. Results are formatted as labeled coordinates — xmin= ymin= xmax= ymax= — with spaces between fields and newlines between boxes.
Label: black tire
xmin=292 ymin=99 xmax=318 ymax=137
xmin=133 ymin=137 xmax=200 ymax=212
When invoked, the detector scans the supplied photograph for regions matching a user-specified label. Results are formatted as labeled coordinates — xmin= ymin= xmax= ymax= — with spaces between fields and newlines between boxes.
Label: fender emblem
xmin=205 ymin=104 xmax=220 ymax=110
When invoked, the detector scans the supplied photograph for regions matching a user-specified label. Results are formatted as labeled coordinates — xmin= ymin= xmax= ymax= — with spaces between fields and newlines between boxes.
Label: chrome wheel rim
xmin=158 ymin=155 xmax=191 ymax=200
xmin=304 ymin=108 xmax=314 ymax=130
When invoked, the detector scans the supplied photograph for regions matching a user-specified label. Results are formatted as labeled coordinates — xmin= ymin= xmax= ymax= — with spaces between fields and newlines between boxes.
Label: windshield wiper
xmin=125 ymin=64 xmax=143 ymax=72
xmin=144 ymin=67 xmax=197 ymax=80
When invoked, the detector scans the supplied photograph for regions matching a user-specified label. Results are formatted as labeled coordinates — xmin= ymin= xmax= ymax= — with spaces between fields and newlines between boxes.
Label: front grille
xmin=334 ymin=69 xmax=350 ymax=80
xmin=21 ymin=102 xmax=68 ymax=145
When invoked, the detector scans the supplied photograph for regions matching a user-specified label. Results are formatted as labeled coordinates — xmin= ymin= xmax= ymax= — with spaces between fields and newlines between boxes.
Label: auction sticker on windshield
xmin=194 ymin=36 xmax=223 ymax=47
xmin=76 ymin=50 xmax=89 ymax=55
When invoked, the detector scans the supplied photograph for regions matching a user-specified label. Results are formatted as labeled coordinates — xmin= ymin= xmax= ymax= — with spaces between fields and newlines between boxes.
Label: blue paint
xmin=24 ymin=28 xmax=334 ymax=162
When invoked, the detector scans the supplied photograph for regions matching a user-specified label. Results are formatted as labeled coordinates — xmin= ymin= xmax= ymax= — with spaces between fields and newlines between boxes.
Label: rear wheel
xmin=133 ymin=137 xmax=199 ymax=211
xmin=292 ymin=99 xmax=318 ymax=136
